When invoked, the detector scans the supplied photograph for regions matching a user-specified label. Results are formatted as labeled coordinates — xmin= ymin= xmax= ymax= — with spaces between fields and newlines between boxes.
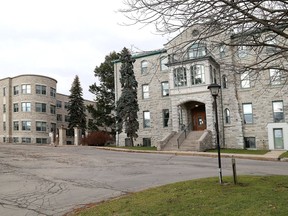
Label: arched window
xmin=224 ymin=108 xmax=230 ymax=124
xmin=173 ymin=67 xmax=187 ymax=87
xmin=222 ymin=75 xmax=228 ymax=89
xmin=141 ymin=60 xmax=148 ymax=74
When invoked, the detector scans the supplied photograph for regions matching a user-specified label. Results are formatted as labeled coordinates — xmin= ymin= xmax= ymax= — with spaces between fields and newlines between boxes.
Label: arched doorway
xmin=191 ymin=103 xmax=206 ymax=131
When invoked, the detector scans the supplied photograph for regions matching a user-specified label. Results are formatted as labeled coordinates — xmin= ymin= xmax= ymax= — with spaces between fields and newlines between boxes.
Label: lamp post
xmin=207 ymin=83 xmax=223 ymax=184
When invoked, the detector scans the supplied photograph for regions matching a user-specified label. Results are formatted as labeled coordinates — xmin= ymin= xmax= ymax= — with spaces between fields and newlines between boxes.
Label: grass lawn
xmin=69 ymin=175 xmax=288 ymax=216
xmin=280 ymin=151 xmax=288 ymax=158
xmin=206 ymin=148 xmax=269 ymax=155
xmin=111 ymin=146 xmax=157 ymax=151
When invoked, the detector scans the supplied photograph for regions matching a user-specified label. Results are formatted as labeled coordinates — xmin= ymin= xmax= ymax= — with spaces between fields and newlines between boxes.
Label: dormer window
xmin=188 ymin=42 xmax=206 ymax=59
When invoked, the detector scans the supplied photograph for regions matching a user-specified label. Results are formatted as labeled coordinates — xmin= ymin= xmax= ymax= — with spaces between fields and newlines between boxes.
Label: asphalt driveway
xmin=0 ymin=144 xmax=287 ymax=216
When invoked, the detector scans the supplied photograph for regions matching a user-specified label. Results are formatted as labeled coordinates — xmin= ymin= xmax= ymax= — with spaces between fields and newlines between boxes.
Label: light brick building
xmin=114 ymin=27 xmax=288 ymax=151
xmin=0 ymin=74 xmax=95 ymax=145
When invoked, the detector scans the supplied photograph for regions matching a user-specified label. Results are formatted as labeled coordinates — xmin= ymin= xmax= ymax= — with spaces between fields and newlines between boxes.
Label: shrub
xmin=82 ymin=131 xmax=113 ymax=146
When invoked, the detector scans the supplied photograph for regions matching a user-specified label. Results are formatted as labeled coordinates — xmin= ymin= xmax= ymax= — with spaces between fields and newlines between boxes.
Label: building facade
xmin=114 ymin=27 xmax=288 ymax=151
xmin=0 ymin=74 xmax=94 ymax=145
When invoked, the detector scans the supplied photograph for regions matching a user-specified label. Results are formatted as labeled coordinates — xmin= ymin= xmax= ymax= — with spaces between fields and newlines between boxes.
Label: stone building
xmin=0 ymin=74 xmax=95 ymax=145
xmin=114 ymin=27 xmax=288 ymax=151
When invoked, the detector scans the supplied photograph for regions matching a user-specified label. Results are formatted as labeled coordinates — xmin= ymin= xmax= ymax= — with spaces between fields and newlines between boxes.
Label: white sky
xmin=0 ymin=0 xmax=170 ymax=100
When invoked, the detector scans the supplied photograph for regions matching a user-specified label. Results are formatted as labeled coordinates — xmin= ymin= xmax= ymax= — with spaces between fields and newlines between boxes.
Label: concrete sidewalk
xmin=97 ymin=147 xmax=287 ymax=162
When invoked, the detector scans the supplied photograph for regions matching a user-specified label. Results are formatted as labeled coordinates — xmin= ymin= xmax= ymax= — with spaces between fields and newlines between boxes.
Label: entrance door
xmin=192 ymin=110 xmax=206 ymax=131
xmin=273 ymin=128 xmax=284 ymax=149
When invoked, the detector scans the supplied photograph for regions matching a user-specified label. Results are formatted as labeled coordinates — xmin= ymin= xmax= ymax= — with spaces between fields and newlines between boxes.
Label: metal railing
xmin=177 ymin=122 xmax=193 ymax=149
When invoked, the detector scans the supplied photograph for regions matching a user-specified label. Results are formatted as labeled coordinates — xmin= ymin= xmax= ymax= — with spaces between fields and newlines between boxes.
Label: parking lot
xmin=0 ymin=144 xmax=288 ymax=216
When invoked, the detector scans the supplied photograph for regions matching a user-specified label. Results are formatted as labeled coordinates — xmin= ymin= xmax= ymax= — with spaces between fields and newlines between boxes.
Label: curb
xmin=96 ymin=147 xmax=286 ymax=162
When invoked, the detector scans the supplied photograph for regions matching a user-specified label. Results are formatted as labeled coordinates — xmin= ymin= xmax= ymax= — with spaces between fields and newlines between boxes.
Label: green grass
xmin=70 ymin=175 xmax=288 ymax=216
xmin=112 ymin=146 xmax=157 ymax=151
xmin=279 ymin=151 xmax=288 ymax=158
xmin=206 ymin=148 xmax=269 ymax=155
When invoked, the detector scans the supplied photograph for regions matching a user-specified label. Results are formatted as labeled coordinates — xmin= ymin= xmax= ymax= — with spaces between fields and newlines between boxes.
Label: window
xmin=270 ymin=69 xmax=281 ymax=85
xmin=36 ymin=138 xmax=48 ymax=144
xmin=57 ymin=114 xmax=63 ymax=122
xmin=174 ymin=67 xmax=187 ymax=87
xmin=272 ymin=101 xmax=284 ymax=123
xmin=142 ymin=84 xmax=149 ymax=99
xmin=143 ymin=138 xmax=151 ymax=147
xmin=143 ymin=111 xmax=151 ymax=128
xmin=161 ymin=82 xmax=169 ymax=96
xmin=224 ymin=108 xmax=230 ymax=124
xmin=188 ymin=43 xmax=206 ymax=59
xmin=238 ymin=46 xmax=248 ymax=58
xmin=13 ymin=103 xmax=19 ymax=112
xmin=21 ymin=102 xmax=31 ymax=112
xmin=35 ymin=103 xmax=46 ymax=112
xmin=21 ymin=84 xmax=31 ymax=94
xmin=22 ymin=121 xmax=31 ymax=131
xmin=14 ymin=85 xmax=19 ymax=95
xmin=266 ymin=35 xmax=276 ymax=52
xmin=160 ymin=56 xmax=168 ymax=71
xmin=243 ymin=103 xmax=253 ymax=124
xmin=3 ymin=122 xmax=6 ymax=131
xmin=22 ymin=137 xmax=31 ymax=143
xmin=3 ymin=87 xmax=6 ymax=96
xmin=219 ymin=44 xmax=225 ymax=58
xmin=13 ymin=121 xmax=19 ymax=131
xmin=13 ymin=137 xmax=19 ymax=143
xmin=50 ymin=105 xmax=56 ymax=114
xmin=222 ymin=75 xmax=228 ymax=89
xmin=163 ymin=109 xmax=169 ymax=127
xmin=50 ymin=87 xmax=56 ymax=97
xmin=64 ymin=102 xmax=69 ymax=109
xmin=36 ymin=85 xmax=46 ymax=95
xmin=65 ymin=115 xmax=70 ymax=122
xmin=191 ymin=65 xmax=205 ymax=85
xmin=244 ymin=137 xmax=256 ymax=149
xmin=3 ymin=104 xmax=6 ymax=113
xmin=141 ymin=60 xmax=148 ymax=74
xmin=241 ymin=72 xmax=250 ymax=88
xmin=36 ymin=121 xmax=47 ymax=132
xmin=56 ymin=100 xmax=62 ymax=108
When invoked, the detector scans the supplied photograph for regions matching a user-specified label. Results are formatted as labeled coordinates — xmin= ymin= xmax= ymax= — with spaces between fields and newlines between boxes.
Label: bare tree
xmin=121 ymin=1 xmax=288 ymax=76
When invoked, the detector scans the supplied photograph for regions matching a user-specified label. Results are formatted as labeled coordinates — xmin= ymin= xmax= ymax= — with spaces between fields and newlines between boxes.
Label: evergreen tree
xmin=87 ymin=52 xmax=118 ymax=136
xmin=68 ymin=75 xmax=86 ymax=132
xmin=116 ymin=47 xmax=139 ymax=146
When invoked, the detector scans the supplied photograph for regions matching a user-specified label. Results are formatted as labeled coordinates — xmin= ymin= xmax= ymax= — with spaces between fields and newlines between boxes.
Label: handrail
xmin=177 ymin=122 xmax=193 ymax=149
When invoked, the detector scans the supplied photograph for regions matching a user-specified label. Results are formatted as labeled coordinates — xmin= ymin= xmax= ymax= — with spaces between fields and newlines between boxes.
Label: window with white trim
xmin=141 ymin=60 xmax=148 ymax=74
xmin=272 ymin=101 xmax=284 ymax=123
xmin=142 ymin=84 xmax=149 ymax=99
xmin=21 ymin=102 xmax=31 ymax=112
xmin=143 ymin=111 xmax=151 ymax=128
xmin=243 ymin=103 xmax=253 ymax=124
xmin=241 ymin=72 xmax=250 ymax=88
xmin=191 ymin=65 xmax=205 ymax=85
xmin=21 ymin=84 xmax=31 ymax=94
xmin=174 ymin=67 xmax=187 ymax=87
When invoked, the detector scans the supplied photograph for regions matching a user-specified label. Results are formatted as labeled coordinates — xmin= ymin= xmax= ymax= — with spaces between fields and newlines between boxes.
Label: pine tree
xmin=116 ymin=47 xmax=139 ymax=146
xmin=68 ymin=75 xmax=87 ymax=132
xmin=87 ymin=52 xmax=118 ymax=136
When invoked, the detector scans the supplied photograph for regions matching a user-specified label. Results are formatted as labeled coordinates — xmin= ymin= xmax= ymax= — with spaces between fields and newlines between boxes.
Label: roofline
xmin=0 ymin=74 xmax=58 ymax=83
xmin=112 ymin=49 xmax=167 ymax=63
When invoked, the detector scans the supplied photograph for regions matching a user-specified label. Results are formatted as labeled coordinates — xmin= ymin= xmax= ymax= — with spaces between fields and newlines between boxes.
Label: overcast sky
xmin=0 ymin=0 xmax=170 ymax=100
